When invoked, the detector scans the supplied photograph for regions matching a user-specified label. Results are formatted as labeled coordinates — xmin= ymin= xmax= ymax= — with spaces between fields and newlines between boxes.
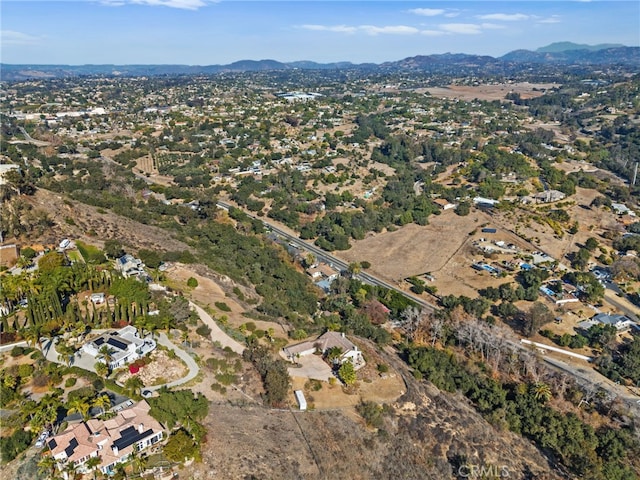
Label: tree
xmin=585 ymin=237 xmax=599 ymax=251
xmin=163 ymin=429 xmax=198 ymax=462
xmin=92 ymin=394 xmax=111 ymax=416
xmin=97 ymin=345 xmax=114 ymax=372
xmin=338 ymin=359 xmax=356 ymax=386
xmin=523 ymin=302 xmax=553 ymax=337
xmin=67 ymin=396 xmax=91 ymax=420
xmin=347 ymin=262 xmax=361 ymax=278
xmin=37 ymin=454 xmax=57 ymax=478
xmin=124 ymin=376 xmax=144 ymax=397
xmin=104 ymin=239 xmax=125 ymax=259
xmin=531 ymin=382 xmax=552 ymax=403
xmin=94 ymin=361 xmax=109 ymax=378
xmin=84 ymin=455 xmax=102 ymax=480
xmin=325 ymin=346 xmax=343 ymax=363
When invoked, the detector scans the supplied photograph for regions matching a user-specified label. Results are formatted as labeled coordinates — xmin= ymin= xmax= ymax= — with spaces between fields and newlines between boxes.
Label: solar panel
xmin=107 ymin=338 xmax=128 ymax=350
xmin=94 ymin=337 xmax=105 ymax=346
xmin=112 ymin=426 xmax=153 ymax=451
xmin=65 ymin=437 xmax=78 ymax=457
xmin=48 ymin=438 xmax=57 ymax=449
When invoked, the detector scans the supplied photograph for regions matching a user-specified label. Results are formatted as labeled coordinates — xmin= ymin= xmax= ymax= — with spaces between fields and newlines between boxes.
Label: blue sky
xmin=1 ymin=1 xmax=638 ymax=65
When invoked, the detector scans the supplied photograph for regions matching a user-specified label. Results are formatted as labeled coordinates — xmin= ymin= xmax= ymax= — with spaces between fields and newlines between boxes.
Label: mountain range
xmin=1 ymin=43 xmax=638 ymax=81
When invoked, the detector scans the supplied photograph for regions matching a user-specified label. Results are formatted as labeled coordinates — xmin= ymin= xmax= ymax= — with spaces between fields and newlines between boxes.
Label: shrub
xmin=186 ymin=277 xmax=198 ymax=288
xmin=215 ymin=372 xmax=237 ymax=386
xmin=65 ymin=377 xmax=77 ymax=388
xmin=215 ymin=301 xmax=232 ymax=312
xmin=244 ymin=322 xmax=256 ymax=332
xmin=290 ymin=329 xmax=308 ymax=340
xmin=196 ymin=324 xmax=212 ymax=337
xmin=0 ymin=429 xmax=32 ymax=462
xmin=17 ymin=364 xmax=34 ymax=379
xmin=10 ymin=346 xmax=25 ymax=357
xmin=377 ymin=364 xmax=389 ymax=374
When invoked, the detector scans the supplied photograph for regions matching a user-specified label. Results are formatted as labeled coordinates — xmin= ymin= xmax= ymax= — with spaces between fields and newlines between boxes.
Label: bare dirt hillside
xmin=186 ymin=379 xmax=560 ymax=480
xmin=20 ymin=188 xmax=191 ymax=253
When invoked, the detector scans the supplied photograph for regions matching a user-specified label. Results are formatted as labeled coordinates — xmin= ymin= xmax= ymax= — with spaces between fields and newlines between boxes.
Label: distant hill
xmin=536 ymin=42 xmax=625 ymax=53
xmin=1 ymin=43 xmax=638 ymax=80
xmin=500 ymin=46 xmax=639 ymax=64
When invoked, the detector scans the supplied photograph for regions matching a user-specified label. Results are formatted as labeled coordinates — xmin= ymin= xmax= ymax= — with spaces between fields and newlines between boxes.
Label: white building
xmin=82 ymin=326 xmax=156 ymax=369
xmin=283 ymin=331 xmax=365 ymax=370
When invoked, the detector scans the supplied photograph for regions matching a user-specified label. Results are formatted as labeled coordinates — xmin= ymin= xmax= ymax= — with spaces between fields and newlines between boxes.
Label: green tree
xmin=338 ymin=359 xmax=357 ymax=385
xmin=124 ymin=376 xmax=144 ymax=397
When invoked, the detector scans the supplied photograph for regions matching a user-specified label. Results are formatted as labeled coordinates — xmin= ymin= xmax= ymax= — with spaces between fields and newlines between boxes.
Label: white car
xmin=35 ymin=430 xmax=50 ymax=448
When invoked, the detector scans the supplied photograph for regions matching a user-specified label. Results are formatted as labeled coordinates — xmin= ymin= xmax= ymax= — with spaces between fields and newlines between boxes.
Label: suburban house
xmin=283 ymin=331 xmax=365 ymax=370
xmin=82 ymin=326 xmax=156 ymax=370
xmin=46 ymin=400 xmax=164 ymax=478
xmin=433 ymin=198 xmax=457 ymax=211
xmin=578 ymin=313 xmax=637 ymax=332
xmin=539 ymin=283 xmax=580 ymax=305
xmin=115 ymin=254 xmax=146 ymax=278
xmin=306 ymin=263 xmax=339 ymax=282
xmin=533 ymin=189 xmax=566 ymax=203
xmin=611 ymin=203 xmax=636 ymax=217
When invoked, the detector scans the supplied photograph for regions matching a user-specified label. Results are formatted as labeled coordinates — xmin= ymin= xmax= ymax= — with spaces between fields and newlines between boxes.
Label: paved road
xmin=542 ymin=355 xmax=640 ymax=414
xmin=149 ymin=332 xmax=200 ymax=390
xmin=216 ymin=200 xmax=439 ymax=313
xmin=190 ymin=302 xmax=245 ymax=355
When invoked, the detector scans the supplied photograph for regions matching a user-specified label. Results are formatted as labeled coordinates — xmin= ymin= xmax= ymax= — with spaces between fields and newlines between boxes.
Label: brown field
xmin=416 ymin=82 xmax=559 ymax=102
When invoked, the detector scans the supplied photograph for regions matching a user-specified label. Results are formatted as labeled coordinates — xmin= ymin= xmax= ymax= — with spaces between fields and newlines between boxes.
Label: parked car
xmin=35 ymin=430 xmax=50 ymax=448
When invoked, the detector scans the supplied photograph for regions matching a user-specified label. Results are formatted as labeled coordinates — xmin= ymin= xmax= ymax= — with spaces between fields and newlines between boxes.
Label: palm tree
xmin=67 ymin=396 xmax=91 ymax=421
xmin=23 ymin=323 xmax=44 ymax=352
xmin=532 ymin=382 xmax=552 ymax=403
xmin=97 ymin=345 xmax=114 ymax=372
xmin=85 ymin=455 xmax=103 ymax=480
xmin=37 ymin=454 xmax=57 ymax=478
xmin=63 ymin=461 xmax=78 ymax=480
xmin=124 ymin=376 xmax=144 ymax=398
xmin=129 ymin=446 xmax=147 ymax=474
xmin=92 ymin=394 xmax=111 ymax=416
xmin=94 ymin=361 xmax=109 ymax=379
xmin=56 ymin=340 xmax=76 ymax=367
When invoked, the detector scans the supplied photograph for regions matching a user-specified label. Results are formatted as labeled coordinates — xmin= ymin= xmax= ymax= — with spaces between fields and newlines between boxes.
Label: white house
xmin=585 ymin=313 xmax=637 ymax=331
xmin=115 ymin=254 xmax=145 ymax=278
xmin=82 ymin=326 xmax=156 ymax=369
xmin=47 ymin=400 xmax=163 ymax=478
xmin=283 ymin=331 xmax=365 ymax=370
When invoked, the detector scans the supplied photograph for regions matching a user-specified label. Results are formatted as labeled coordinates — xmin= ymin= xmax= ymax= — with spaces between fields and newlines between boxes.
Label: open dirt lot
xmin=336 ymin=210 xmax=492 ymax=282
xmin=416 ymin=82 xmax=559 ymax=101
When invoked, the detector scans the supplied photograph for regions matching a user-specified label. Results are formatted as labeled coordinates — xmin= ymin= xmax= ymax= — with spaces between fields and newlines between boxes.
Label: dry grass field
xmin=416 ymin=82 xmax=559 ymax=101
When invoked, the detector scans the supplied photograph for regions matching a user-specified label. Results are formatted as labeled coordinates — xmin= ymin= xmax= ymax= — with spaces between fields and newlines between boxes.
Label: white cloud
xmin=538 ymin=15 xmax=562 ymax=24
xmin=300 ymin=25 xmax=357 ymax=34
xmin=408 ymin=8 xmax=445 ymax=17
xmin=300 ymin=24 xmax=420 ymax=36
xmin=360 ymin=25 xmax=419 ymax=35
xmin=439 ymin=23 xmax=483 ymax=35
xmin=1 ymin=30 xmax=43 ymax=46
xmin=420 ymin=30 xmax=446 ymax=37
xmin=99 ymin=0 xmax=215 ymax=9
xmin=477 ymin=13 xmax=530 ymax=21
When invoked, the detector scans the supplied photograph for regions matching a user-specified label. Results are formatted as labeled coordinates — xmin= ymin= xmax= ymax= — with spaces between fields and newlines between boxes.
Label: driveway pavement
xmin=190 ymin=302 xmax=245 ymax=355
xmin=282 ymin=351 xmax=333 ymax=381
xmin=38 ymin=331 xmax=200 ymax=392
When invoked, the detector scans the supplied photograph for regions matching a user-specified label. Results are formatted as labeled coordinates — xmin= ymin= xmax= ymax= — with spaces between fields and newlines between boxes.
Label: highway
xmin=216 ymin=200 xmax=439 ymax=313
